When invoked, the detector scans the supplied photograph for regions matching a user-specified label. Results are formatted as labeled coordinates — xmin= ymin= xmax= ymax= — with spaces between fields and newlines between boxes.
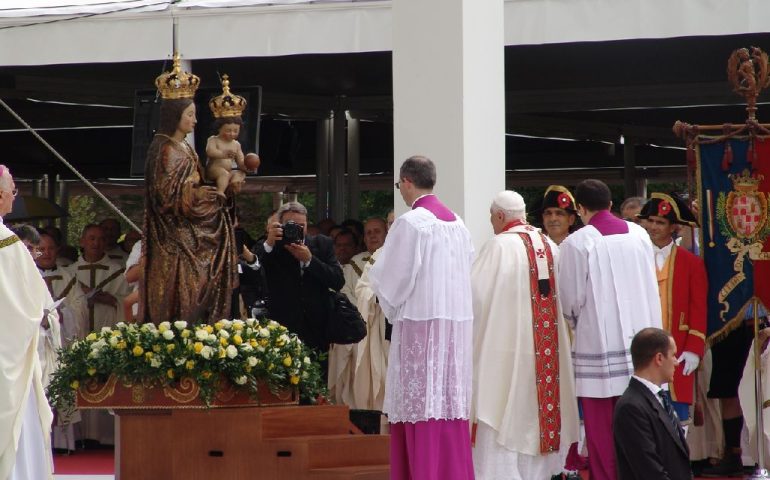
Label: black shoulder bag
xmin=326 ymin=291 xmax=366 ymax=344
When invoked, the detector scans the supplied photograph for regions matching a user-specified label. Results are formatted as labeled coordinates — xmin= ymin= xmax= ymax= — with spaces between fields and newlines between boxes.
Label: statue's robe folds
xmin=140 ymin=135 xmax=237 ymax=325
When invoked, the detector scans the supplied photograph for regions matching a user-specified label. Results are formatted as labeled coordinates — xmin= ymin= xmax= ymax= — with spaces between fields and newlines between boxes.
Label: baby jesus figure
xmin=205 ymin=117 xmax=248 ymax=197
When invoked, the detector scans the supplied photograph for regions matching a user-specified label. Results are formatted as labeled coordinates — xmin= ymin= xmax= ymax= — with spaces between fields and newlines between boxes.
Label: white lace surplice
xmin=384 ymin=318 xmax=473 ymax=423
xmin=370 ymin=208 xmax=475 ymax=423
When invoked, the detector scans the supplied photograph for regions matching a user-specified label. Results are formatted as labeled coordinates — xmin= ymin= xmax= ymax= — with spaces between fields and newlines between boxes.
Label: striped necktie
xmin=658 ymin=390 xmax=686 ymax=444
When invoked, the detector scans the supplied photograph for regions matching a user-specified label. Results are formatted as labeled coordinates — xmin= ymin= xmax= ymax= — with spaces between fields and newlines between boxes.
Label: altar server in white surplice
xmin=370 ymin=156 xmax=475 ymax=480
xmin=0 ymin=165 xmax=54 ymax=480
xmin=471 ymin=191 xmax=579 ymax=480
xmin=557 ymin=179 xmax=661 ymax=480
xmin=71 ymin=223 xmax=130 ymax=446
xmin=352 ymin=247 xmax=389 ymax=411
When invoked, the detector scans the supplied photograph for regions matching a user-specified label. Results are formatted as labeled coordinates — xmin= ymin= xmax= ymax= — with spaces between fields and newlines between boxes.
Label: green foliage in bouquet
xmin=47 ymin=318 xmax=328 ymax=413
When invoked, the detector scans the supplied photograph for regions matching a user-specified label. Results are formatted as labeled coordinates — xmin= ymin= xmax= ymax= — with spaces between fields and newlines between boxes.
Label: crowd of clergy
xmin=2 ymin=153 xmax=769 ymax=480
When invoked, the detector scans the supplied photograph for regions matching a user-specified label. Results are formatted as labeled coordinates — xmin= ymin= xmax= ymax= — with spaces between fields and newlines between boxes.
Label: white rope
xmin=0 ymin=98 xmax=142 ymax=232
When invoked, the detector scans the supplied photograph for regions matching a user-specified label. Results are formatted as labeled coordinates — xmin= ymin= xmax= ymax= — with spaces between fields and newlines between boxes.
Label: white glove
xmin=677 ymin=351 xmax=700 ymax=376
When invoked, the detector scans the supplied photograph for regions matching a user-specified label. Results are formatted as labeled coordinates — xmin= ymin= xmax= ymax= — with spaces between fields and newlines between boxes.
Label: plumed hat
xmin=637 ymin=192 xmax=698 ymax=227
xmin=533 ymin=185 xmax=577 ymax=216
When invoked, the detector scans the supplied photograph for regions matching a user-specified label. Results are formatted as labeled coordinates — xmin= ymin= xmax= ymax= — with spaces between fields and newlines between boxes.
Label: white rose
xmin=234 ymin=375 xmax=247 ymax=385
xmin=268 ymin=320 xmax=279 ymax=328
xmin=115 ymin=322 xmax=126 ymax=328
xmin=150 ymin=357 xmax=162 ymax=368
xmin=207 ymin=334 xmax=217 ymax=343
xmin=226 ymin=345 xmax=238 ymax=359
xmin=162 ymin=330 xmax=175 ymax=340
xmin=240 ymin=344 xmax=253 ymax=353
xmin=158 ymin=321 xmax=171 ymax=331
xmin=175 ymin=357 xmax=187 ymax=366
xmin=195 ymin=329 xmax=208 ymax=341
xmin=256 ymin=346 xmax=265 ymax=353
xmin=219 ymin=319 xmax=232 ymax=329
xmin=219 ymin=330 xmax=230 ymax=339
xmin=303 ymin=356 xmax=311 ymax=365
xmin=101 ymin=326 xmax=112 ymax=334
xmin=200 ymin=346 xmax=213 ymax=360
xmin=247 ymin=356 xmax=258 ymax=367
xmin=174 ymin=321 xmax=187 ymax=330
xmin=246 ymin=318 xmax=256 ymax=327
xmin=279 ymin=334 xmax=290 ymax=344
xmin=245 ymin=327 xmax=254 ymax=335
xmin=109 ymin=336 xmax=118 ymax=347
xmin=259 ymin=328 xmax=270 ymax=338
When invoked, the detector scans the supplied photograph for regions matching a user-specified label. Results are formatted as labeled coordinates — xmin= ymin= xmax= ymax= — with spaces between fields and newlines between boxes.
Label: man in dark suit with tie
xmin=613 ymin=327 xmax=693 ymax=480
xmin=254 ymin=201 xmax=344 ymax=352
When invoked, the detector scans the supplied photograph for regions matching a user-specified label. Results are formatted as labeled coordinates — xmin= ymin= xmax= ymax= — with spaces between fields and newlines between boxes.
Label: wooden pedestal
xmin=114 ymin=405 xmax=390 ymax=480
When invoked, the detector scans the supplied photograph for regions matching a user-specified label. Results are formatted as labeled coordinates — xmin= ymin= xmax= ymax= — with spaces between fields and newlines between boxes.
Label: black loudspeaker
xmin=130 ymin=86 xmax=262 ymax=178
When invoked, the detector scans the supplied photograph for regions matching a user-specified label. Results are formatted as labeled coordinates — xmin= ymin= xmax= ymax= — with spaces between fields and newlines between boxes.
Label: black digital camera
xmin=279 ymin=220 xmax=305 ymax=246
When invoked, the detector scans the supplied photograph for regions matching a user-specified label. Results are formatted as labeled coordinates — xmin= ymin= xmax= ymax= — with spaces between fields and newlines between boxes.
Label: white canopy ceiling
xmin=0 ymin=0 xmax=768 ymax=65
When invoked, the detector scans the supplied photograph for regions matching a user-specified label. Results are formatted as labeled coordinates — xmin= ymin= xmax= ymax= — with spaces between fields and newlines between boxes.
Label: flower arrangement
xmin=46 ymin=318 xmax=327 ymax=413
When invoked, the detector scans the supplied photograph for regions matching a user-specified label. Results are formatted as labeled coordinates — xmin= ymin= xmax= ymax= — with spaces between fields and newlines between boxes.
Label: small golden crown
xmin=209 ymin=74 xmax=247 ymax=118
xmin=155 ymin=53 xmax=200 ymax=100
xmin=730 ymin=169 xmax=763 ymax=192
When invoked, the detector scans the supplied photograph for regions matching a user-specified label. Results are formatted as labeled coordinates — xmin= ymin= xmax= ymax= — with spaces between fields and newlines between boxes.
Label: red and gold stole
xmin=508 ymin=223 xmax=562 ymax=454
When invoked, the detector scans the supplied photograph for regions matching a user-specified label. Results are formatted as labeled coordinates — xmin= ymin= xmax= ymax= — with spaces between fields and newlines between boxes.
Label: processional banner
xmin=697 ymin=139 xmax=770 ymax=343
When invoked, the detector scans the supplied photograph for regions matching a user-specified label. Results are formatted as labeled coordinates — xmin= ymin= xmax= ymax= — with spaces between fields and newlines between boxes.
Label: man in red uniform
xmin=638 ymin=192 xmax=707 ymax=423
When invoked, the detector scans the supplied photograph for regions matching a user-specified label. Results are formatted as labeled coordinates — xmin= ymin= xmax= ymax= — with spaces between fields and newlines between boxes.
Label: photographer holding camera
xmin=254 ymin=201 xmax=344 ymax=354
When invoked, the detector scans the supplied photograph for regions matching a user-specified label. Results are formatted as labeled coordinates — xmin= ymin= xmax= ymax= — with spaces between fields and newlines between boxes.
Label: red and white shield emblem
xmin=727 ymin=191 xmax=767 ymax=239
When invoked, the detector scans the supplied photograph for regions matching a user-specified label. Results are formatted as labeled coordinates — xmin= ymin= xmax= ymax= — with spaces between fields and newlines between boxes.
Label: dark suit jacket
xmin=614 ymin=377 xmax=693 ymax=480
xmin=256 ymin=234 xmax=344 ymax=350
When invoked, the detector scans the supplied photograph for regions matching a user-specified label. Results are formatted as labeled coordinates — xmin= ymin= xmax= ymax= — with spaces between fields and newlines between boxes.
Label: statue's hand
xmin=197 ymin=186 xmax=219 ymax=203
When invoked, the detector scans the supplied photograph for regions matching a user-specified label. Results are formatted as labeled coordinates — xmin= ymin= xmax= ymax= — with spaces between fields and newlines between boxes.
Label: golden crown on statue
xmin=208 ymin=74 xmax=247 ymax=118
xmin=729 ymin=169 xmax=763 ymax=192
xmin=155 ymin=53 xmax=200 ymax=100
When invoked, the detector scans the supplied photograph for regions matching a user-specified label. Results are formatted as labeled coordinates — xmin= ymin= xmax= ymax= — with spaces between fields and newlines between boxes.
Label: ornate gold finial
xmin=727 ymin=47 xmax=770 ymax=120
xmin=730 ymin=169 xmax=763 ymax=192
xmin=208 ymin=74 xmax=247 ymax=119
xmin=155 ymin=53 xmax=200 ymax=100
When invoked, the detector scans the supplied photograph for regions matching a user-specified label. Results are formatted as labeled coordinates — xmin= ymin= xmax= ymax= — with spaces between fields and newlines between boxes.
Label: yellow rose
xmin=249 ymin=339 xmax=258 ymax=347
xmin=218 ymin=347 xmax=226 ymax=359
xmin=201 ymin=371 xmax=212 ymax=379
xmin=283 ymin=356 xmax=293 ymax=367
xmin=276 ymin=339 xmax=285 ymax=347
xmin=290 ymin=375 xmax=300 ymax=385
xmin=145 ymin=352 xmax=154 ymax=360
xmin=132 ymin=345 xmax=144 ymax=357
xmin=70 ymin=380 xmax=80 ymax=390
xmin=153 ymin=344 xmax=162 ymax=353
xmin=194 ymin=342 xmax=204 ymax=354
xmin=219 ymin=337 xmax=228 ymax=347
xmin=258 ymin=339 xmax=268 ymax=347
xmin=214 ymin=321 xmax=224 ymax=331
xmin=117 ymin=341 xmax=127 ymax=350
xmin=233 ymin=322 xmax=244 ymax=331
xmin=166 ymin=344 xmax=176 ymax=353
xmin=233 ymin=335 xmax=243 ymax=345
xmin=185 ymin=360 xmax=196 ymax=370
xmin=268 ymin=364 xmax=275 ymax=371
xmin=167 ymin=369 xmax=175 ymax=379
xmin=86 ymin=333 xmax=97 ymax=341
xmin=87 ymin=367 xmax=96 ymax=376
xmin=111 ymin=330 xmax=121 ymax=337
xmin=181 ymin=329 xmax=191 ymax=338
xmin=158 ymin=324 xmax=168 ymax=333
xmin=245 ymin=365 xmax=252 ymax=373
xmin=204 ymin=325 xmax=214 ymax=334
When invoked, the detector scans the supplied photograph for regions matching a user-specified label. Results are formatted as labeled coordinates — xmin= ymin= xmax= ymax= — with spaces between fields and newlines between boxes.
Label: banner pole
xmin=750 ymin=297 xmax=769 ymax=480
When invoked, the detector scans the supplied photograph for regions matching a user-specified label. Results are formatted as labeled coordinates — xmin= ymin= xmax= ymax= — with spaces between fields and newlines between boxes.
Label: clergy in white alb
xmin=0 ymin=165 xmax=54 ymax=480
xmin=557 ymin=179 xmax=661 ymax=480
xmin=352 ymin=248 xmax=389 ymax=411
xmin=471 ymin=191 xmax=579 ymax=480
xmin=329 ymin=218 xmax=387 ymax=408
xmin=369 ymin=156 xmax=475 ymax=480
xmin=36 ymin=230 xmax=88 ymax=451
xmin=71 ymin=224 xmax=130 ymax=445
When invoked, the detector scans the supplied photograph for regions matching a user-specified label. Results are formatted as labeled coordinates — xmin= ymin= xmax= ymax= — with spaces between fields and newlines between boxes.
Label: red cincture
xmin=516 ymin=231 xmax=562 ymax=454
xmin=502 ymin=219 xmax=527 ymax=232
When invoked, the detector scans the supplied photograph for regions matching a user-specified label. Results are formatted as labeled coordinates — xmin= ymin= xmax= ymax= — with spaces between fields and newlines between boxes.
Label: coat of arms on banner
xmin=715 ymin=169 xmax=770 ymax=321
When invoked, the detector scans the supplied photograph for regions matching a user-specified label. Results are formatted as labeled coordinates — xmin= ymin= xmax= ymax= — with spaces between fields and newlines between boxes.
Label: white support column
xmin=347 ymin=115 xmax=361 ymax=221
xmin=392 ymin=0 xmax=506 ymax=249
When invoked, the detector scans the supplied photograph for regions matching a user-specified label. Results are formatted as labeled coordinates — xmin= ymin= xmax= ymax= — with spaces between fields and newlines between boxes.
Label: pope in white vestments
xmin=0 ymin=166 xmax=54 ymax=480
xmin=471 ymin=191 xmax=579 ymax=480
